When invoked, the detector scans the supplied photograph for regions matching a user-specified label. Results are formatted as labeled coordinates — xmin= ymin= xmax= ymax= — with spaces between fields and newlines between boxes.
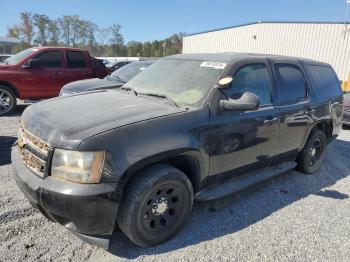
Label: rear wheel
xmin=0 ymin=85 xmax=17 ymax=116
xmin=118 ymin=164 xmax=193 ymax=247
xmin=297 ymin=129 xmax=327 ymax=174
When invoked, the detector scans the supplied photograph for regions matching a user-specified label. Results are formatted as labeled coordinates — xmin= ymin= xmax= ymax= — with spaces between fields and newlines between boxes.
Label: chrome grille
xmin=18 ymin=124 xmax=49 ymax=177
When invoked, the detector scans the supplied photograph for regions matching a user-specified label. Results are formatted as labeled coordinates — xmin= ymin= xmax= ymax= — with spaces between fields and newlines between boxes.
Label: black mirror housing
xmin=220 ymin=92 xmax=260 ymax=111
xmin=23 ymin=58 xmax=40 ymax=69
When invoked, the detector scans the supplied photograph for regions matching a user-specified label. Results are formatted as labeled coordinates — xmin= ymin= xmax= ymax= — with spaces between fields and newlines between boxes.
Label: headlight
xmin=51 ymin=149 xmax=105 ymax=183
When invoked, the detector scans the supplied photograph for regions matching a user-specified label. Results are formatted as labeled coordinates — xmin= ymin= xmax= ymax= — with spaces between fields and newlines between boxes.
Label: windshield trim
xmin=197 ymin=61 xmax=232 ymax=108
xmin=5 ymin=48 xmax=38 ymax=65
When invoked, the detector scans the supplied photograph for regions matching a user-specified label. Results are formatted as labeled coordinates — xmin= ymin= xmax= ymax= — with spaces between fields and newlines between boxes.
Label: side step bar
xmin=195 ymin=161 xmax=297 ymax=201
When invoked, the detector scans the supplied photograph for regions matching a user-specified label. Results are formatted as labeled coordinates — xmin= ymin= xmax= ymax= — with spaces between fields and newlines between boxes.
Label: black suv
xmin=12 ymin=53 xmax=343 ymax=249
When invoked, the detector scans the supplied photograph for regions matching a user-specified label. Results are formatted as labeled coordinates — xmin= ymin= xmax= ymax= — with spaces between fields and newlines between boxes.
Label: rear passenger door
xmin=64 ymin=51 xmax=93 ymax=84
xmin=270 ymin=60 xmax=312 ymax=159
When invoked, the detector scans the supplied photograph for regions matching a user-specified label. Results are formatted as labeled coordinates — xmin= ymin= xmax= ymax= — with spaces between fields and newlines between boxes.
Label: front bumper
xmin=11 ymin=146 xmax=119 ymax=249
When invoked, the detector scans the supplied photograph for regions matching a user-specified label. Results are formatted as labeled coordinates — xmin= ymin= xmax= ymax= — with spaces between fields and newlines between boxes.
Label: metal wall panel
xmin=183 ymin=22 xmax=350 ymax=80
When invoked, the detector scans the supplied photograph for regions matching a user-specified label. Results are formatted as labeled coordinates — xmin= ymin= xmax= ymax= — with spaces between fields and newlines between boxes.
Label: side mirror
xmin=23 ymin=58 xmax=40 ymax=69
xmin=220 ymin=92 xmax=260 ymax=111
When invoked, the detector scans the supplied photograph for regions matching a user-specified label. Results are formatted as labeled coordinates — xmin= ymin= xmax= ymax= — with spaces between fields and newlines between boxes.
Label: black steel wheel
xmin=118 ymin=164 xmax=193 ymax=247
xmin=0 ymin=86 xmax=16 ymax=116
xmin=297 ymin=129 xmax=327 ymax=174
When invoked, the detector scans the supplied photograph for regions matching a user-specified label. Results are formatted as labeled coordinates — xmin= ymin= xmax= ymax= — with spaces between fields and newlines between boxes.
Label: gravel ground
xmin=1 ymin=105 xmax=350 ymax=262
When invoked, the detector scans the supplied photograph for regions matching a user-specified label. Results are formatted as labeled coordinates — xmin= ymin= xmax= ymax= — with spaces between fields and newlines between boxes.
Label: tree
xmin=58 ymin=15 xmax=72 ymax=46
xmin=48 ymin=20 xmax=60 ymax=45
xmin=33 ymin=14 xmax=50 ymax=45
xmin=110 ymin=24 xmax=125 ymax=56
xmin=8 ymin=13 xmax=185 ymax=57
xmin=20 ymin=12 xmax=34 ymax=47
xmin=7 ymin=25 xmax=21 ymax=39
xmin=127 ymin=41 xmax=143 ymax=56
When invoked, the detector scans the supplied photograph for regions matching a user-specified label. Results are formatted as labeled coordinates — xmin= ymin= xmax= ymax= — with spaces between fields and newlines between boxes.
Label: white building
xmin=182 ymin=21 xmax=350 ymax=81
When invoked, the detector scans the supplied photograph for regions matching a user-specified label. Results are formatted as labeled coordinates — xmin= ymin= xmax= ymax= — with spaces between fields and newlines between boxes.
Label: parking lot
xmin=0 ymin=105 xmax=349 ymax=262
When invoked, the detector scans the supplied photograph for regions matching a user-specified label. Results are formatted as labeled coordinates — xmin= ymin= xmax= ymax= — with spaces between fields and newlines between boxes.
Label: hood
xmin=0 ymin=64 xmax=12 ymax=70
xmin=61 ymin=78 xmax=124 ymax=94
xmin=21 ymin=90 xmax=186 ymax=149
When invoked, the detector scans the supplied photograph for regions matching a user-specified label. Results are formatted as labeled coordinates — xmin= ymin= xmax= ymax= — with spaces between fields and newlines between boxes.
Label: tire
xmin=0 ymin=85 xmax=17 ymax=116
xmin=296 ymin=129 xmax=327 ymax=174
xmin=117 ymin=164 xmax=193 ymax=247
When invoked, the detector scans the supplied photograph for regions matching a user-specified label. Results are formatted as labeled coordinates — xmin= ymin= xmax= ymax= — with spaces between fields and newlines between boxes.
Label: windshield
xmin=109 ymin=62 xmax=151 ymax=82
xmin=4 ymin=48 xmax=38 ymax=65
xmin=125 ymin=59 xmax=226 ymax=107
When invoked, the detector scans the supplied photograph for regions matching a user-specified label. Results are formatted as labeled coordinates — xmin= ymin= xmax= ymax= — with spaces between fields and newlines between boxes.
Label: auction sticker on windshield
xmin=200 ymin=61 xmax=227 ymax=70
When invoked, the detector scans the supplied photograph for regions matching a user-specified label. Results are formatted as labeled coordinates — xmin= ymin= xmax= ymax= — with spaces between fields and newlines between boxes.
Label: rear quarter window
xmin=306 ymin=65 xmax=343 ymax=99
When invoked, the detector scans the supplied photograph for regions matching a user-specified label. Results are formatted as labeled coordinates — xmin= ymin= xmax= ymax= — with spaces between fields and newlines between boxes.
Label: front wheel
xmin=297 ymin=129 xmax=327 ymax=174
xmin=0 ymin=86 xmax=17 ymax=116
xmin=117 ymin=164 xmax=193 ymax=247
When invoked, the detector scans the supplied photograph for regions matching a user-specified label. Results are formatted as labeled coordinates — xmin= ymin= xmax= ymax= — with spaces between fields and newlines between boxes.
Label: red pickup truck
xmin=0 ymin=47 xmax=108 ymax=115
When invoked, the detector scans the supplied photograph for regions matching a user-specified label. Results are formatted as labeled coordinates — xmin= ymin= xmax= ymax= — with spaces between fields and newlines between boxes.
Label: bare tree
xmin=48 ymin=20 xmax=60 ymax=45
xmin=33 ymin=14 xmax=50 ymax=45
xmin=19 ymin=12 xmax=34 ymax=47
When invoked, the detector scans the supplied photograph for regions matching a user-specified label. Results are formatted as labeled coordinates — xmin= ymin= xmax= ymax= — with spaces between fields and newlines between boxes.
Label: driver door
xmin=209 ymin=62 xmax=280 ymax=179
xmin=19 ymin=50 xmax=65 ymax=99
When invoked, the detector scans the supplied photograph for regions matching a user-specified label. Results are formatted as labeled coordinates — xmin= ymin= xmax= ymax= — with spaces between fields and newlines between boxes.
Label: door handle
xmin=51 ymin=72 xmax=62 ymax=76
xmin=264 ymin=116 xmax=278 ymax=125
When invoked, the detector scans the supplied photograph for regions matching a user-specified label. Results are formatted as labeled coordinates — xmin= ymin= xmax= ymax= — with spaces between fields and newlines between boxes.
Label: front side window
xmin=229 ymin=64 xmax=272 ymax=106
xmin=35 ymin=51 xmax=62 ymax=68
xmin=66 ymin=51 xmax=87 ymax=68
xmin=275 ymin=64 xmax=307 ymax=105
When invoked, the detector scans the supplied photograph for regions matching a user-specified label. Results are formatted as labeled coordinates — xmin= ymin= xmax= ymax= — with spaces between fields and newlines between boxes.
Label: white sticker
xmin=200 ymin=61 xmax=227 ymax=70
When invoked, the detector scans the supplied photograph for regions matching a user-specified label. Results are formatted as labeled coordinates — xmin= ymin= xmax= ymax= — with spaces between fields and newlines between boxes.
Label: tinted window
xmin=229 ymin=64 xmax=272 ymax=106
xmin=91 ymin=58 xmax=106 ymax=69
xmin=306 ymin=65 xmax=342 ymax=99
xmin=110 ymin=62 xmax=152 ymax=82
xmin=36 ymin=51 xmax=62 ymax=68
xmin=275 ymin=64 xmax=307 ymax=105
xmin=66 ymin=51 xmax=87 ymax=68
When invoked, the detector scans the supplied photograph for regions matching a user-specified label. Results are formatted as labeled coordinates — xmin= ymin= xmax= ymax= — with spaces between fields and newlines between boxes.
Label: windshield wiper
xmin=138 ymin=92 xmax=179 ymax=108
xmin=120 ymin=86 xmax=137 ymax=96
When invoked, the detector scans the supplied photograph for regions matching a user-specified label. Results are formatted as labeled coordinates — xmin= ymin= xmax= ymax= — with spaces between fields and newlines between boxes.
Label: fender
xmin=78 ymin=107 xmax=211 ymax=195
xmin=115 ymin=148 xmax=207 ymax=200
xmin=0 ymin=80 xmax=20 ymax=98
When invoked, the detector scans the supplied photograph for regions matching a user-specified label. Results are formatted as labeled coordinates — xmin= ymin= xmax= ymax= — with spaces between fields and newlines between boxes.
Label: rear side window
xmin=306 ymin=65 xmax=342 ymax=99
xmin=36 ymin=51 xmax=62 ymax=68
xmin=66 ymin=51 xmax=87 ymax=68
xmin=275 ymin=64 xmax=307 ymax=105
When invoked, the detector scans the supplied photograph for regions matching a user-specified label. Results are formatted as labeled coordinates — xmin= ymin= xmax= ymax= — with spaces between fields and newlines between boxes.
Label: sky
xmin=0 ymin=0 xmax=349 ymax=42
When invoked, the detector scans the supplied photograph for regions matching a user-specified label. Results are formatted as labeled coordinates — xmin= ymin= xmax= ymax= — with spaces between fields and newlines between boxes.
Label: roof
xmin=34 ymin=46 xmax=88 ymax=52
xmin=167 ymin=52 xmax=327 ymax=65
xmin=185 ymin=21 xmax=350 ymax=37
xmin=0 ymin=36 xmax=20 ymax=45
